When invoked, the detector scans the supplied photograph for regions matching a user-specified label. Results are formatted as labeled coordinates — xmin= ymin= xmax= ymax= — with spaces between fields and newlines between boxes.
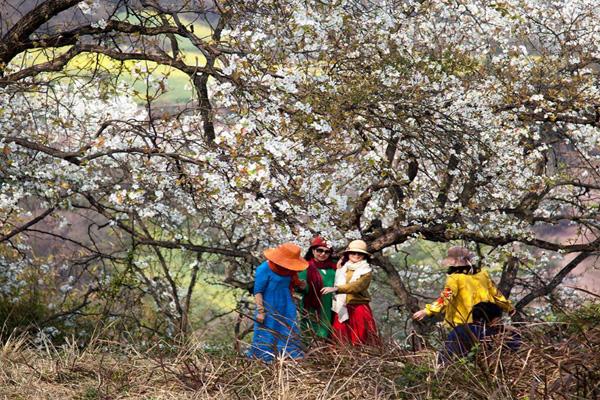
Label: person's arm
xmin=255 ymin=293 xmax=265 ymax=323
xmin=424 ymin=288 xmax=451 ymax=316
xmin=294 ymin=271 xmax=307 ymax=292
xmin=321 ymin=286 xmax=337 ymax=294
xmin=413 ymin=277 xmax=457 ymax=320
xmin=335 ymin=273 xmax=371 ymax=294
xmin=253 ymin=263 xmax=269 ymax=323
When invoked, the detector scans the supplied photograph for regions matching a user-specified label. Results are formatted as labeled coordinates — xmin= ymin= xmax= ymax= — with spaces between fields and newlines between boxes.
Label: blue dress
xmin=247 ymin=261 xmax=304 ymax=362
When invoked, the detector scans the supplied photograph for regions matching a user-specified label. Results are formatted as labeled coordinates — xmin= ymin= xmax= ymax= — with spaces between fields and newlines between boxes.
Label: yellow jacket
xmin=424 ymin=269 xmax=513 ymax=327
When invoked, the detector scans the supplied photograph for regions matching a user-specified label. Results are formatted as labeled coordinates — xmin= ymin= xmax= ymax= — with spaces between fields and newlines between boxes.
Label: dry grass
xmin=0 ymin=323 xmax=599 ymax=400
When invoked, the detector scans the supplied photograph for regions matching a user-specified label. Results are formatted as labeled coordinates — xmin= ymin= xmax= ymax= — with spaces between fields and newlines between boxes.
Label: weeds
xmin=0 ymin=322 xmax=598 ymax=399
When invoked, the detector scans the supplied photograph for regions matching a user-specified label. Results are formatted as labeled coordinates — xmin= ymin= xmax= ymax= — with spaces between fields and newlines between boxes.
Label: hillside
xmin=1 ymin=316 xmax=599 ymax=399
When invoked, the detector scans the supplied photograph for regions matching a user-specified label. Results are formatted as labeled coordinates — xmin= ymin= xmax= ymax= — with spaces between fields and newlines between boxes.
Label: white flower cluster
xmin=2 ymin=0 xmax=599 ymax=314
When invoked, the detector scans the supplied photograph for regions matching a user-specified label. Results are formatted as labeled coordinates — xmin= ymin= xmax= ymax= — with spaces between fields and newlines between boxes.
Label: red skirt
xmin=332 ymin=303 xmax=380 ymax=346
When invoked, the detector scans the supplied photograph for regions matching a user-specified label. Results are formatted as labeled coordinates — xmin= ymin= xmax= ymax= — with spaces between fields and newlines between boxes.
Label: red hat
xmin=263 ymin=243 xmax=309 ymax=271
xmin=310 ymin=236 xmax=331 ymax=249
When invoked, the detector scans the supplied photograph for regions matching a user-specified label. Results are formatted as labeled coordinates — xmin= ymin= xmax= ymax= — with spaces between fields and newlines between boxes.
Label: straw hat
xmin=342 ymin=239 xmax=371 ymax=256
xmin=441 ymin=246 xmax=474 ymax=267
xmin=263 ymin=243 xmax=309 ymax=271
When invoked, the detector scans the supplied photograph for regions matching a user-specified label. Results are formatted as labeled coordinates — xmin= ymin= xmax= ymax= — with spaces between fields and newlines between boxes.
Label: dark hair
xmin=447 ymin=265 xmax=480 ymax=275
xmin=304 ymin=248 xmax=314 ymax=261
xmin=472 ymin=302 xmax=503 ymax=324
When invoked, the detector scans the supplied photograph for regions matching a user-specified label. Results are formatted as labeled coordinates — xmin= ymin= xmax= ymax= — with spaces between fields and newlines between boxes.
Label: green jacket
xmin=298 ymin=268 xmax=336 ymax=338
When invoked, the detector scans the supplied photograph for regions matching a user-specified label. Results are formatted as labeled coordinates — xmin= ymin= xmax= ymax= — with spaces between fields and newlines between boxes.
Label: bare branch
xmin=515 ymin=252 xmax=593 ymax=310
xmin=0 ymin=206 xmax=56 ymax=242
xmin=0 ymin=0 xmax=82 ymax=66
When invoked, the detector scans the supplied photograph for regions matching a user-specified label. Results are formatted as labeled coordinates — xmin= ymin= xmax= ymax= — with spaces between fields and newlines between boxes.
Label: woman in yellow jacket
xmin=412 ymin=246 xmax=513 ymax=327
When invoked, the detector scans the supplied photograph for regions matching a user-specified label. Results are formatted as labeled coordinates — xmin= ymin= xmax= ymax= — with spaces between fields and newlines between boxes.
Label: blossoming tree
xmin=1 ymin=0 xmax=599 ymax=337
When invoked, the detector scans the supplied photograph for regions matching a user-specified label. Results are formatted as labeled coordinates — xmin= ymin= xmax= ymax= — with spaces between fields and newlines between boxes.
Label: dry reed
xmin=0 ymin=323 xmax=598 ymax=400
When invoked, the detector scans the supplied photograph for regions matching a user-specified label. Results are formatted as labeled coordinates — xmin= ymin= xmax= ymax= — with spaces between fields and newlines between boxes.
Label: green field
xmin=9 ymin=15 xmax=217 ymax=105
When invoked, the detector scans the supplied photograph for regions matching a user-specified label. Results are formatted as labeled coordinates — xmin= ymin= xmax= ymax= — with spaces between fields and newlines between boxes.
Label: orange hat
xmin=263 ymin=243 xmax=309 ymax=271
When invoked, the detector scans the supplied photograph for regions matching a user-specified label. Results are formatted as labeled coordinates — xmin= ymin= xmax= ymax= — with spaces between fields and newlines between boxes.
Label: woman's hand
xmin=412 ymin=310 xmax=427 ymax=321
xmin=257 ymin=310 xmax=266 ymax=324
xmin=321 ymin=286 xmax=338 ymax=295
xmin=255 ymin=293 xmax=265 ymax=324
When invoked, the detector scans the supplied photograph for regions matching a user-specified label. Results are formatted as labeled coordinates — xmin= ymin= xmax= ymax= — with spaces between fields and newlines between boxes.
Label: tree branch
xmin=515 ymin=252 xmax=592 ymax=310
xmin=0 ymin=0 xmax=83 ymax=67
xmin=0 ymin=206 xmax=56 ymax=242
xmin=24 ymin=20 xmax=182 ymax=49
xmin=1 ymin=43 xmax=219 ymax=84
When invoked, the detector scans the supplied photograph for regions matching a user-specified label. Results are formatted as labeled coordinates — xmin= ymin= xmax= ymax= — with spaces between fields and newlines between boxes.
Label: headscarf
xmin=332 ymin=259 xmax=372 ymax=323
xmin=268 ymin=261 xmax=303 ymax=294
xmin=303 ymin=258 xmax=336 ymax=313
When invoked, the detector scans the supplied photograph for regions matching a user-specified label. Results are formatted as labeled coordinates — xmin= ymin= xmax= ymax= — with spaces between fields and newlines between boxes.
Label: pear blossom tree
xmin=1 ymin=0 xmax=599 ymax=338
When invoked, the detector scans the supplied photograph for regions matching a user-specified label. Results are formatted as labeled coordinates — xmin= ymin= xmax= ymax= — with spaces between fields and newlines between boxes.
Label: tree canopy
xmin=1 ymin=0 xmax=599 ymax=337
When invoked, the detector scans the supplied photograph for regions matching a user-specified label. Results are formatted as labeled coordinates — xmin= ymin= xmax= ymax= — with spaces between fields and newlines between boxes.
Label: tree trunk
xmin=499 ymin=255 xmax=520 ymax=298
xmin=371 ymin=254 xmax=429 ymax=349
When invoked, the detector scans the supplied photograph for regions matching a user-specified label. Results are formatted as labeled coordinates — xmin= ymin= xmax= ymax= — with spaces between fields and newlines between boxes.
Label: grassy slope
xmin=2 ymin=317 xmax=599 ymax=400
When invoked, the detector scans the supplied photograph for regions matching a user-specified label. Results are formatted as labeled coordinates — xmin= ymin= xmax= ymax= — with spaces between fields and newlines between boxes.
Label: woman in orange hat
xmin=247 ymin=242 xmax=308 ymax=362
xmin=412 ymin=246 xmax=514 ymax=327
xmin=297 ymin=236 xmax=337 ymax=340
xmin=321 ymin=239 xmax=379 ymax=346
